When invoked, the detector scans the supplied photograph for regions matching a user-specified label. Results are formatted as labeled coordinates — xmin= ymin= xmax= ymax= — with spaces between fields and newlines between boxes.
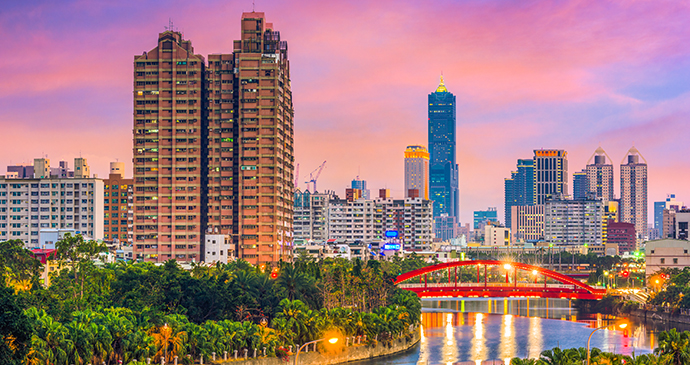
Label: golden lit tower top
xmin=436 ymin=75 xmax=448 ymax=93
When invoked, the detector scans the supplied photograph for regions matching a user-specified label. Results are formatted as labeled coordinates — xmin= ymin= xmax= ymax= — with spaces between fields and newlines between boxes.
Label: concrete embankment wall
xmin=213 ymin=330 xmax=420 ymax=365
xmin=624 ymin=308 xmax=690 ymax=326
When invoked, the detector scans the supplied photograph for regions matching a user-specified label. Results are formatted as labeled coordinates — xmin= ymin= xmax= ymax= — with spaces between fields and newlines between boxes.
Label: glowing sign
xmin=383 ymin=244 xmax=401 ymax=250
xmin=385 ymin=230 xmax=399 ymax=238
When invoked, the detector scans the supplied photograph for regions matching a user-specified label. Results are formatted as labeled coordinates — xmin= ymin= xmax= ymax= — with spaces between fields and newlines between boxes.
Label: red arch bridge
xmin=394 ymin=260 xmax=606 ymax=300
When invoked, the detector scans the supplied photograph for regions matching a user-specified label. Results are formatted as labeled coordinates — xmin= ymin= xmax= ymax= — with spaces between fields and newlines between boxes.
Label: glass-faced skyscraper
xmin=428 ymin=77 xmax=459 ymax=220
xmin=504 ymin=158 xmax=534 ymax=227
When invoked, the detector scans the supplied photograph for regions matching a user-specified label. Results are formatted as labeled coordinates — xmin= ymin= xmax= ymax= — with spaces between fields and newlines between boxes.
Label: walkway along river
xmin=349 ymin=298 xmax=690 ymax=365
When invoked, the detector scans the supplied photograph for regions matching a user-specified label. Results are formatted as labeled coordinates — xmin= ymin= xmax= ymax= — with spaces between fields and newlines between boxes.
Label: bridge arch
xmin=394 ymin=260 xmax=605 ymax=300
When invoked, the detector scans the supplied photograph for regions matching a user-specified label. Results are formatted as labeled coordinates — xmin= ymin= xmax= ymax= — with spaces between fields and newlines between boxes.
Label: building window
xmin=660 ymin=258 xmax=665 ymax=264
xmin=673 ymin=258 xmax=678 ymax=264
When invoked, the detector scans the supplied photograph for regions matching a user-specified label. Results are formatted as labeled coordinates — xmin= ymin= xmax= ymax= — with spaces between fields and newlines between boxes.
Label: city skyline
xmin=1 ymin=0 xmax=689 ymax=223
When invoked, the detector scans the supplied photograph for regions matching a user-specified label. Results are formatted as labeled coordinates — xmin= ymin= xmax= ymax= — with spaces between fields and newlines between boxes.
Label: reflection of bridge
xmin=394 ymin=260 xmax=606 ymax=300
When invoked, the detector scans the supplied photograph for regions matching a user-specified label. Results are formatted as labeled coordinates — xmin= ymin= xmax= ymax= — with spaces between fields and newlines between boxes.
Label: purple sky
xmin=1 ymin=0 xmax=689 ymax=224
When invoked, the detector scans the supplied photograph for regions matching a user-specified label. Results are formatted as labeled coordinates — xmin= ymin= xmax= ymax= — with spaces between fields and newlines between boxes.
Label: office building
xmin=0 ymin=158 xmax=104 ymax=247
xmin=654 ymin=194 xmax=684 ymax=239
xmin=473 ymin=208 xmax=498 ymax=229
xmin=434 ymin=214 xmax=457 ymax=242
xmin=510 ymin=205 xmax=544 ymax=243
xmin=103 ymin=162 xmax=133 ymax=245
xmin=572 ymin=170 xmax=587 ymax=200
xmin=544 ymin=195 xmax=603 ymax=246
xmin=585 ymin=147 xmax=614 ymax=203
xmin=676 ymin=211 xmax=690 ymax=241
xmin=133 ymin=12 xmax=294 ymax=265
xmin=351 ymin=178 xmax=370 ymax=200
xmin=504 ymin=158 xmax=534 ymax=228
xmin=404 ymin=145 xmax=429 ymax=200
xmin=428 ymin=76 xmax=458 ymax=220
xmin=620 ymin=146 xmax=648 ymax=241
xmin=533 ymin=149 xmax=568 ymax=205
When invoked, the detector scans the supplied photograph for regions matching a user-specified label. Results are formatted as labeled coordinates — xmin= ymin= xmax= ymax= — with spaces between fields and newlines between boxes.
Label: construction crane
xmin=305 ymin=161 xmax=326 ymax=192
xmin=294 ymin=163 xmax=300 ymax=189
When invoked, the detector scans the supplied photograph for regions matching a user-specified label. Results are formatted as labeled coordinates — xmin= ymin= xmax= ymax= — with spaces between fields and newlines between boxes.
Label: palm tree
xmin=510 ymin=358 xmax=540 ymax=365
xmin=539 ymin=347 xmax=574 ymax=365
xmin=150 ymin=324 xmax=187 ymax=364
xmin=276 ymin=264 xmax=311 ymax=301
xmin=654 ymin=328 xmax=690 ymax=365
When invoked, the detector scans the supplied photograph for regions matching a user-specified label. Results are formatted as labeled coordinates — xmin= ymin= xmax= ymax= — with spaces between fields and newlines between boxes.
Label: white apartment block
xmin=327 ymin=198 xmax=378 ymax=242
xmin=375 ymin=197 xmax=434 ymax=251
xmin=203 ymin=234 xmax=234 ymax=264
xmin=545 ymin=195 xmax=603 ymax=245
xmin=485 ymin=225 xmax=511 ymax=246
xmin=293 ymin=190 xmax=335 ymax=243
xmin=0 ymin=177 xmax=104 ymax=248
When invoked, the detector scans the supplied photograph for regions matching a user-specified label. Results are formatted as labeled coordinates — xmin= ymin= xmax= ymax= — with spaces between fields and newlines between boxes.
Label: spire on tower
xmin=436 ymin=75 xmax=448 ymax=93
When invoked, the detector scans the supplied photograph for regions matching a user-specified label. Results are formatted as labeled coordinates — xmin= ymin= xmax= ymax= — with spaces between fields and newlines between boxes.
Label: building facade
xmin=428 ymin=77 xmax=458 ymax=220
xmin=504 ymin=158 xmax=534 ymax=228
xmin=533 ymin=149 xmax=568 ymax=205
xmin=293 ymin=190 xmax=335 ymax=243
xmin=103 ymin=162 xmax=134 ymax=245
xmin=0 ymin=176 xmax=104 ymax=248
xmin=351 ymin=178 xmax=370 ymax=200
xmin=606 ymin=220 xmax=636 ymax=253
xmin=620 ymin=146 xmax=648 ymax=241
xmin=473 ymin=208 xmax=498 ymax=229
xmin=585 ymin=147 xmax=614 ymax=203
xmin=645 ymin=239 xmax=690 ymax=277
xmin=510 ymin=205 xmax=544 ymax=243
xmin=654 ymin=194 xmax=684 ymax=239
xmin=404 ymin=145 xmax=429 ymax=200
xmin=133 ymin=29 xmax=206 ymax=263
xmin=544 ymin=196 xmax=602 ymax=246
xmin=572 ymin=170 xmax=587 ymax=200
xmin=133 ymin=12 xmax=294 ymax=265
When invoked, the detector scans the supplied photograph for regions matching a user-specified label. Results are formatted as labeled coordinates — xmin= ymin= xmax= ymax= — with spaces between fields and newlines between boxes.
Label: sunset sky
xmin=1 ymin=0 xmax=689 ymax=224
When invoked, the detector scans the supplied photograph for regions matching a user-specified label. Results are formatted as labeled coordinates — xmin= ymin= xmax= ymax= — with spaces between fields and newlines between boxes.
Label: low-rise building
xmin=645 ymin=239 xmax=690 ymax=277
xmin=203 ymin=234 xmax=234 ymax=264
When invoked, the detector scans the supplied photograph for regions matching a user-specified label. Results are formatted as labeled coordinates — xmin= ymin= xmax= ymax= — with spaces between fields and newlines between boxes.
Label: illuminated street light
xmin=294 ymin=336 xmax=340 ymax=365
xmin=587 ymin=322 xmax=629 ymax=365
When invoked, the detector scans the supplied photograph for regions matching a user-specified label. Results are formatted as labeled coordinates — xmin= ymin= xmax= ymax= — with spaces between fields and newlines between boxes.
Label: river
xmin=350 ymin=298 xmax=690 ymax=365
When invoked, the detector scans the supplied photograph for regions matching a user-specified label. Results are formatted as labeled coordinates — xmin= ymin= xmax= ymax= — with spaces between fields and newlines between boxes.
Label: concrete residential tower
xmin=586 ymin=146 xmax=614 ymax=203
xmin=404 ymin=145 xmax=429 ymax=199
xmin=620 ymin=146 xmax=648 ymax=241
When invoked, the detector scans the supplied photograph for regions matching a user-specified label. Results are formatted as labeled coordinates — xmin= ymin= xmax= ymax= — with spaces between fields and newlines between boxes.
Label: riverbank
xmin=212 ymin=329 xmax=421 ymax=365
xmin=623 ymin=306 xmax=690 ymax=326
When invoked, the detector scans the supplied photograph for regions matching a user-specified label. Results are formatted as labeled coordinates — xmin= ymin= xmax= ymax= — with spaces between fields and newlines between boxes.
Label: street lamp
xmin=586 ymin=322 xmax=628 ymax=365
xmin=294 ymin=337 xmax=339 ymax=365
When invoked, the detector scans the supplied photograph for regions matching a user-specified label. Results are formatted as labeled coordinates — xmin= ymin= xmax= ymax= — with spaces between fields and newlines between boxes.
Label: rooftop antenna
xmin=252 ymin=0 xmax=255 ymax=12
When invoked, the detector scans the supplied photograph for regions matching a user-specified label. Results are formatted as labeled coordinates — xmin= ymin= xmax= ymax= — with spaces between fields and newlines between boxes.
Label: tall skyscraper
xmin=404 ymin=145 xmax=429 ymax=199
xmin=504 ymin=158 xmax=534 ymax=228
xmin=133 ymin=12 xmax=293 ymax=265
xmin=428 ymin=76 xmax=458 ymax=219
xmin=533 ymin=149 xmax=568 ymax=205
xmin=620 ymin=146 xmax=648 ymax=241
xmin=572 ymin=170 xmax=587 ymax=200
xmin=585 ymin=146 xmax=614 ymax=203
xmin=133 ymin=29 xmax=205 ymax=263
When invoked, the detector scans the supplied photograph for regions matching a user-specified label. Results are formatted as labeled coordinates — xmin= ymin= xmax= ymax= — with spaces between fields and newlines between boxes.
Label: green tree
xmin=0 ymin=280 xmax=31 ymax=365
xmin=654 ymin=328 xmax=690 ymax=365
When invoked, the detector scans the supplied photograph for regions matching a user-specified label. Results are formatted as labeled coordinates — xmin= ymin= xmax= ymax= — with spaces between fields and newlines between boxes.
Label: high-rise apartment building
xmin=428 ymin=77 xmax=458 ymax=220
xmin=103 ymin=162 xmax=134 ymax=245
xmin=133 ymin=12 xmax=293 ymax=265
xmin=293 ymin=190 xmax=335 ymax=243
xmin=504 ymin=158 xmax=534 ymax=228
xmin=620 ymin=146 xmax=648 ymax=241
xmin=133 ymin=29 xmax=205 ymax=263
xmin=572 ymin=170 xmax=587 ymax=200
xmin=585 ymin=147 xmax=614 ymax=203
xmin=404 ymin=145 xmax=429 ymax=199
xmin=533 ymin=149 xmax=568 ymax=205
xmin=544 ymin=195 xmax=603 ymax=246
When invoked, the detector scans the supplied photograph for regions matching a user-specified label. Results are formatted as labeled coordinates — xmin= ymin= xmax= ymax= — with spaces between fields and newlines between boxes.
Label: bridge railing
xmin=398 ymin=282 xmax=585 ymax=290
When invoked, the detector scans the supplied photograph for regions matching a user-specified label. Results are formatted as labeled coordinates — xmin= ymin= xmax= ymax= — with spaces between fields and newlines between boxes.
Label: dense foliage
xmin=648 ymin=267 xmax=690 ymax=309
xmin=0 ymin=237 xmax=423 ymax=364
xmin=510 ymin=329 xmax=690 ymax=364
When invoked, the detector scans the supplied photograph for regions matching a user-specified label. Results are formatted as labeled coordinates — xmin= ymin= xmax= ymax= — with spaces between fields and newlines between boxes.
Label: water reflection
xmin=350 ymin=298 xmax=690 ymax=365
